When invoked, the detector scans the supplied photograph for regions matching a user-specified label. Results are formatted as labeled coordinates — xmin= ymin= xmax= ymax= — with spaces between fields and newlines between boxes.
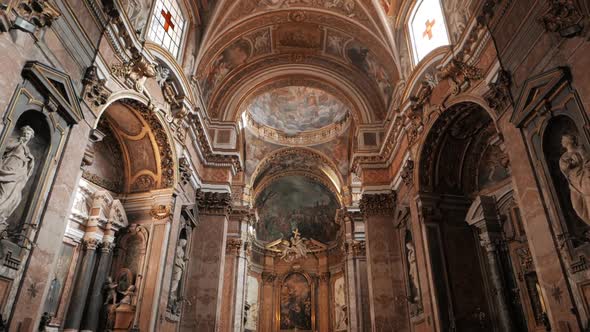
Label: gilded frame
xmin=275 ymin=271 xmax=316 ymax=332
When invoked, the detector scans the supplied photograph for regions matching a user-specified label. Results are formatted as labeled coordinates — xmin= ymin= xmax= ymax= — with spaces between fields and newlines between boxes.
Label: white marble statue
xmin=407 ymin=242 xmax=419 ymax=302
xmin=0 ymin=126 xmax=35 ymax=232
xmin=170 ymin=238 xmax=187 ymax=299
xmin=559 ymin=134 xmax=590 ymax=225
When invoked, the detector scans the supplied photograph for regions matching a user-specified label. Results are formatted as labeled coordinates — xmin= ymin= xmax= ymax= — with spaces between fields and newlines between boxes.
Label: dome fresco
xmin=246 ymin=86 xmax=350 ymax=135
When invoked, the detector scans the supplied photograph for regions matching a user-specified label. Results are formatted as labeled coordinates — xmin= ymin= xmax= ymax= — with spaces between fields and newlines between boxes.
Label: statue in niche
xmin=119 ymin=285 xmax=136 ymax=306
xmin=559 ymin=134 xmax=590 ymax=225
xmin=0 ymin=126 xmax=35 ymax=234
xmin=103 ymin=277 xmax=118 ymax=305
xmin=406 ymin=242 xmax=419 ymax=303
xmin=170 ymin=238 xmax=187 ymax=302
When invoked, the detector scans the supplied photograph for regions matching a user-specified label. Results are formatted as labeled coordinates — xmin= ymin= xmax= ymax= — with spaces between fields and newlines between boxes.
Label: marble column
xmin=479 ymin=233 xmax=515 ymax=332
xmin=220 ymin=208 xmax=251 ymax=332
xmin=360 ymin=192 xmax=409 ymax=332
xmin=180 ymin=190 xmax=231 ymax=332
xmin=343 ymin=212 xmax=371 ymax=332
xmin=80 ymin=240 xmax=115 ymax=332
xmin=470 ymin=196 xmax=515 ymax=332
xmin=318 ymin=271 xmax=331 ymax=332
xmin=259 ymin=270 xmax=277 ymax=332
xmin=64 ymin=238 xmax=99 ymax=331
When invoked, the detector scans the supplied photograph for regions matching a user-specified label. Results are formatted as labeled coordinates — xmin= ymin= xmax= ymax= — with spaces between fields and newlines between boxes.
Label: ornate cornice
xmin=196 ymin=190 xmax=232 ymax=216
xmin=188 ymin=113 xmax=242 ymax=174
xmin=359 ymin=192 xmax=397 ymax=217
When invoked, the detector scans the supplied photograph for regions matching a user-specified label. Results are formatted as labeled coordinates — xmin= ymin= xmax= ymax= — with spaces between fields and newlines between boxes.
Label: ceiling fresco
xmin=195 ymin=7 xmax=399 ymax=121
xmin=254 ymin=175 xmax=340 ymax=243
xmin=246 ymin=86 xmax=350 ymax=135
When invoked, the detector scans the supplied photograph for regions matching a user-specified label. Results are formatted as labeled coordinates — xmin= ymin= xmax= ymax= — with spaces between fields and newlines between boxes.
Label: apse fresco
xmin=255 ymin=176 xmax=340 ymax=243
xmin=280 ymin=273 xmax=312 ymax=331
xmin=247 ymin=86 xmax=349 ymax=135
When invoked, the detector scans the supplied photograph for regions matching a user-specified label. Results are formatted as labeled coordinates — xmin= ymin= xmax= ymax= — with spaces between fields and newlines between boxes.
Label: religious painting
xmin=442 ymin=0 xmax=473 ymax=43
xmin=275 ymin=23 xmax=323 ymax=50
xmin=477 ymin=143 xmax=510 ymax=189
xmin=255 ymin=176 xmax=340 ymax=243
xmin=333 ymin=276 xmax=348 ymax=331
xmin=325 ymin=29 xmax=350 ymax=57
xmin=199 ymin=38 xmax=252 ymax=103
xmin=244 ymin=276 xmax=259 ymax=332
xmin=246 ymin=27 xmax=272 ymax=56
xmin=244 ymin=130 xmax=281 ymax=178
xmin=313 ymin=131 xmax=350 ymax=178
xmin=280 ymin=273 xmax=312 ymax=331
xmin=345 ymin=41 xmax=392 ymax=105
xmin=246 ymin=86 xmax=350 ymax=135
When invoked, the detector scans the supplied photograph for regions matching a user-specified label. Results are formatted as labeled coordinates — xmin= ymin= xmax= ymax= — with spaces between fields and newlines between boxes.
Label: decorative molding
xmin=196 ymin=190 xmax=232 ymax=216
xmin=401 ymin=160 xmax=415 ymax=187
xmin=539 ymin=0 xmax=584 ymax=37
xmin=319 ymin=272 xmax=330 ymax=283
xmin=82 ymin=66 xmax=111 ymax=108
xmin=14 ymin=0 xmax=61 ymax=32
xmin=188 ymin=113 xmax=242 ymax=173
xmin=484 ymin=70 xmax=512 ymax=113
xmin=178 ymin=157 xmax=192 ymax=186
xmin=111 ymin=48 xmax=156 ymax=93
xmin=359 ymin=192 xmax=396 ymax=217
xmin=150 ymin=204 xmax=171 ymax=220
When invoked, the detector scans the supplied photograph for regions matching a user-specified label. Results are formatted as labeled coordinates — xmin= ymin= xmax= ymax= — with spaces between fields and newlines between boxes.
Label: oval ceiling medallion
xmin=245 ymin=86 xmax=351 ymax=146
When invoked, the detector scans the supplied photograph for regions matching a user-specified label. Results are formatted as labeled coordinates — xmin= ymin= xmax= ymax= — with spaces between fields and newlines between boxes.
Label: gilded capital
xmin=196 ymin=190 xmax=232 ymax=216
xmin=82 ymin=238 xmax=100 ymax=251
xmin=359 ymin=192 xmax=396 ymax=217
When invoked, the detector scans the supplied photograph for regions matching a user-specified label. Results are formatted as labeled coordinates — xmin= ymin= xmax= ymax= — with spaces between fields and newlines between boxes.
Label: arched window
xmin=147 ymin=0 xmax=186 ymax=58
xmin=408 ymin=0 xmax=449 ymax=63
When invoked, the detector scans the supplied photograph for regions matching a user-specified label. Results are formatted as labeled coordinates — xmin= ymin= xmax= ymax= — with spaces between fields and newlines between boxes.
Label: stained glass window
xmin=409 ymin=0 xmax=450 ymax=63
xmin=147 ymin=0 xmax=185 ymax=58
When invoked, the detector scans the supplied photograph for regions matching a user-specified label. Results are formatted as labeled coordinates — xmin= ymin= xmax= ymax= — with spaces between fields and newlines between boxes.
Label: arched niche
xmin=83 ymin=98 xmax=176 ymax=194
xmin=417 ymin=102 xmax=536 ymax=331
xmin=0 ymin=61 xmax=82 ymax=249
xmin=112 ymin=225 xmax=149 ymax=286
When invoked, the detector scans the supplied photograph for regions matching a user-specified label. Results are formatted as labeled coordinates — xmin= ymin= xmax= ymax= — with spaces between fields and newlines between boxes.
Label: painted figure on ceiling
xmin=0 ymin=125 xmax=35 ymax=233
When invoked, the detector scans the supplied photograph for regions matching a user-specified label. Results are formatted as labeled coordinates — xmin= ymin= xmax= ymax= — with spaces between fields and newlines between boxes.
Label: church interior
xmin=0 ymin=0 xmax=588 ymax=331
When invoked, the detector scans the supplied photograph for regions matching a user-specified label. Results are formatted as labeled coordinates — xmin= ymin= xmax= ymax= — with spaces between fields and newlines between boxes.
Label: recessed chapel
xmin=0 ymin=0 xmax=588 ymax=331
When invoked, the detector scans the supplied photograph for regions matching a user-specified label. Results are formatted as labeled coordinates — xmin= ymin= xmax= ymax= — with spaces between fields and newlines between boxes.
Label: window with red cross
xmin=148 ymin=0 xmax=185 ymax=58
xmin=408 ymin=0 xmax=449 ymax=64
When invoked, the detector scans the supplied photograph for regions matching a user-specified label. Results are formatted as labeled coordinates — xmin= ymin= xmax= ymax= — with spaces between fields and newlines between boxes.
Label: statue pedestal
xmin=113 ymin=304 xmax=135 ymax=331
